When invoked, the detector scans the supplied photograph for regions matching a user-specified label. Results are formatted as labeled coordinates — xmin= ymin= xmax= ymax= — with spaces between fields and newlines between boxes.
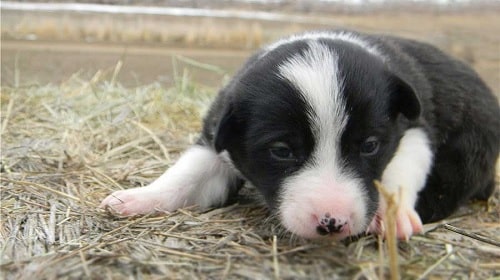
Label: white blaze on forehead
xmin=278 ymin=40 xmax=348 ymax=171
xmin=277 ymin=41 xmax=369 ymax=237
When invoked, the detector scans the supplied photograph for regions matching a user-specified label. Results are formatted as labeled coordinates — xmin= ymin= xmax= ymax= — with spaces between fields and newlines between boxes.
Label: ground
xmin=1 ymin=4 xmax=500 ymax=279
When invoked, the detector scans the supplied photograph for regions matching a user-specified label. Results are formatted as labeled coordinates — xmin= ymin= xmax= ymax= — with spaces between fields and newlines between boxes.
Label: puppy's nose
xmin=316 ymin=213 xmax=346 ymax=235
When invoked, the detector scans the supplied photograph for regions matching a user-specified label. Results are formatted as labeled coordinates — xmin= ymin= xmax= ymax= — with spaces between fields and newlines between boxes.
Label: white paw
xmin=395 ymin=207 xmax=423 ymax=241
xmin=100 ymin=188 xmax=169 ymax=216
xmin=367 ymin=206 xmax=423 ymax=241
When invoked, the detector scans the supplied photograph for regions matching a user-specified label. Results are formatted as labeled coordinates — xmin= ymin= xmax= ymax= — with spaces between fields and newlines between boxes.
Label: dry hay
xmin=2 ymin=11 xmax=265 ymax=50
xmin=1 ymin=63 xmax=500 ymax=279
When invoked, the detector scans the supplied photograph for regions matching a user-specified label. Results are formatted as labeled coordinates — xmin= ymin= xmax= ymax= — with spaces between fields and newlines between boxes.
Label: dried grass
xmin=1 ymin=62 xmax=499 ymax=279
xmin=2 ymin=11 xmax=265 ymax=50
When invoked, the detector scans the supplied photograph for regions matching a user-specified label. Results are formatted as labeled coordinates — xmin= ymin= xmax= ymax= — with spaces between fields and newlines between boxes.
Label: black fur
xmin=371 ymin=34 xmax=499 ymax=222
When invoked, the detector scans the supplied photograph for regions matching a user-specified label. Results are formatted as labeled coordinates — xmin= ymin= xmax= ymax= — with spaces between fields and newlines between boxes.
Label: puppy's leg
xmin=100 ymin=145 xmax=240 ymax=216
xmin=369 ymin=128 xmax=434 ymax=240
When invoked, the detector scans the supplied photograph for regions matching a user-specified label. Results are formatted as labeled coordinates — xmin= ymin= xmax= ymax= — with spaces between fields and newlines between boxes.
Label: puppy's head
xmin=215 ymin=33 xmax=420 ymax=239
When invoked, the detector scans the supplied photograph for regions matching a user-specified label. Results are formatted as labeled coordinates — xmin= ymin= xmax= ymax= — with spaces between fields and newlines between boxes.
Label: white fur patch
xmin=381 ymin=128 xmax=434 ymax=207
xmin=100 ymin=145 xmax=238 ymax=215
xmin=277 ymin=41 xmax=368 ymax=238
xmin=369 ymin=128 xmax=433 ymax=239
xmin=278 ymin=40 xmax=348 ymax=158
xmin=263 ymin=30 xmax=382 ymax=59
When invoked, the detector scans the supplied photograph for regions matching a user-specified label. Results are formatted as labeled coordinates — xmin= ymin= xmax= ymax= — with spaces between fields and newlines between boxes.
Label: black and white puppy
xmin=101 ymin=30 xmax=500 ymax=240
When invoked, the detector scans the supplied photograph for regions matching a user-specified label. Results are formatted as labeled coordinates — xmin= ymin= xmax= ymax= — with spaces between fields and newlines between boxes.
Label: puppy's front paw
xmin=395 ymin=207 xmax=423 ymax=241
xmin=100 ymin=188 xmax=164 ymax=216
xmin=367 ymin=206 xmax=423 ymax=241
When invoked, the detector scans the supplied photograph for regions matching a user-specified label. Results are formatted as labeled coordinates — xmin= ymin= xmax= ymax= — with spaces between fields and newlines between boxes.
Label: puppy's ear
xmin=214 ymin=104 xmax=243 ymax=153
xmin=389 ymin=74 xmax=421 ymax=121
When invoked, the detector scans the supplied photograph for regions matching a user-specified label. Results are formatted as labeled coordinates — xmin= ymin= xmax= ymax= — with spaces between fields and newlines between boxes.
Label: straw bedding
xmin=1 ymin=64 xmax=499 ymax=279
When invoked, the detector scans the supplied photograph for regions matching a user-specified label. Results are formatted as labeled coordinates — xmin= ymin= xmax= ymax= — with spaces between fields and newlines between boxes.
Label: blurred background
xmin=2 ymin=0 xmax=499 ymax=94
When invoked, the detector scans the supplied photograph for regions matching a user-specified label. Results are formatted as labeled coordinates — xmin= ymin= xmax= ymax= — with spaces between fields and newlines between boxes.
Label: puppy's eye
xmin=360 ymin=136 xmax=380 ymax=156
xmin=269 ymin=142 xmax=295 ymax=161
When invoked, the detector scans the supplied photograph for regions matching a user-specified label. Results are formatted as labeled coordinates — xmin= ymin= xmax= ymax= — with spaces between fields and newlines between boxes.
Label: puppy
xmin=101 ymin=30 xmax=500 ymax=240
